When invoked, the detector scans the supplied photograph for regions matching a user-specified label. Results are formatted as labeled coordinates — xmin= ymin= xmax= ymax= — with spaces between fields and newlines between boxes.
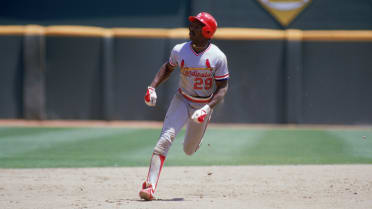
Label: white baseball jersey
xmin=169 ymin=41 xmax=229 ymax=100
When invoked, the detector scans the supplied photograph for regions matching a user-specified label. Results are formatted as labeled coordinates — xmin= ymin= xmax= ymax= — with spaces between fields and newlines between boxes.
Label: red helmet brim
xmin=188 ymin=16 xmax=197 ymax=23
xmin=188 ymin=16 xmax=205 ymax=25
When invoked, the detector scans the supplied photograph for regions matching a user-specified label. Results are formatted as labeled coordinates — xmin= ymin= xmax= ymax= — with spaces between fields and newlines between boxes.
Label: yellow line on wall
xmin=302 ymin=30 xmax=372 ymax=41
xmin=45 ymin=25 xmax=104 ymax=37
xmin=214 ymin=28 xmax=285 ymax=40
xmin=1 ymin=25 xmax=372 ymax=41
xmin=0 ymin=26 xmax=25 ymax=35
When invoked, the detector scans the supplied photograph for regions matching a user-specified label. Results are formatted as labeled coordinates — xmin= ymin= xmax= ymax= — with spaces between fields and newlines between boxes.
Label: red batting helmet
xmin=188 ymin=12 xmax=218 ymax=39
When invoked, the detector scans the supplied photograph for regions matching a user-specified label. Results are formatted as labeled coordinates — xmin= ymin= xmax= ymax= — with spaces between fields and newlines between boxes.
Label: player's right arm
xmin=144 ymin=62 xmax=176 ymax=107
xmin=149 ymin=62 xmax=176 ymax=88
xmin=145 ymin=44 xmax=179 ymax=107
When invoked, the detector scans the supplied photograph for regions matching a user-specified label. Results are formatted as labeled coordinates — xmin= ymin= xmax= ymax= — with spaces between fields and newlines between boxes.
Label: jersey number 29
xmin=194 ymin=78 xmax=213 ymax=90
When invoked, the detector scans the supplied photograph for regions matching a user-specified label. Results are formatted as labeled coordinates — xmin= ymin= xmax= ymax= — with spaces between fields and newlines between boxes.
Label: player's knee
xmin=154 ymin=128 xmax=176 ymax=156
xmin=154 ymin=138 xmax=171 ymax=156
xmin=183 ymin=144 xmax=197 ymax=156
xmin=161 ymin=128 xmax=176 ymax=141
xmin=183 ymin=148 xmax=195 ymax=156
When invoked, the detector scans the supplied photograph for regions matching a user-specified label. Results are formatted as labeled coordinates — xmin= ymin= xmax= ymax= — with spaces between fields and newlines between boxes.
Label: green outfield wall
xmin=0 ymin=27 xmax=371 ymax=124
xmin=300 ymin=41 xmax=372 ymax=124
xmin=0 ymin=35 xmax=23 ymax=118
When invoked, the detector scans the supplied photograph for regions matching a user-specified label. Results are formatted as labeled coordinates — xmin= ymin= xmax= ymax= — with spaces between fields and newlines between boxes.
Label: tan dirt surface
xmin=1 ymin=165 xmax=372 ymax=209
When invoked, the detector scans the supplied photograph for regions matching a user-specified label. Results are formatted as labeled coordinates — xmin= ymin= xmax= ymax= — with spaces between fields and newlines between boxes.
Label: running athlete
xmin=139 ymin=12 xmax=230 ymax=201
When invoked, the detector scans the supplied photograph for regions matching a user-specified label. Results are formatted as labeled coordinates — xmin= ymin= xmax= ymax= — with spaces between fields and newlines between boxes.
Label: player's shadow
xmin=155 ymin=198 xmax=185 ymax=201
xmin=129 ymin=197 xmax=185 ymax=202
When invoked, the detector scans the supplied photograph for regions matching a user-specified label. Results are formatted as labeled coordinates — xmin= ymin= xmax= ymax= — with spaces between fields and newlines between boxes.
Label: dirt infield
xmin=1 ymin=165 xmax=372 ymax=209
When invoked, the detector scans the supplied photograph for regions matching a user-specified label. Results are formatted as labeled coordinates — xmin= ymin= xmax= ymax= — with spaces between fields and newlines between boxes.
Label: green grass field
xmin=0 ymin=126 xmax=371 ymax=168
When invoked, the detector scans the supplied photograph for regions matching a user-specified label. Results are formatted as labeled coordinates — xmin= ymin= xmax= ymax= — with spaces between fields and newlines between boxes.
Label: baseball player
xmin=139 ymin=12 xmax=229 ymax=201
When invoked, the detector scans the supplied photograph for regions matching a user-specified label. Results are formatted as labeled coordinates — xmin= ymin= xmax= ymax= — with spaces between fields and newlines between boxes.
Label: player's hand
xmin=191 ymin=104 xmax=211 ymax=123
xmin=144 ymin=86 xmax=157 ymax=107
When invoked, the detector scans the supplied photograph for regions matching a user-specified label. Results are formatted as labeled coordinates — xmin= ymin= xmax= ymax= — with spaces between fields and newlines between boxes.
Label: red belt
xmin=178 ymin=88 xmax=212 ymax=103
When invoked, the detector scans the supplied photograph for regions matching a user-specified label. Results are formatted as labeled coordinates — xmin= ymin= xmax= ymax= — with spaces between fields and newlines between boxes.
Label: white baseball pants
xmin=153 ymin=91 xmax=213 ymax=156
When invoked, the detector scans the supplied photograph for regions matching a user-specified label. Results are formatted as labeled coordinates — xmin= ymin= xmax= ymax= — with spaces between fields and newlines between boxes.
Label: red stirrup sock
xmin=145 ymin=153 xmax=166 ymax=192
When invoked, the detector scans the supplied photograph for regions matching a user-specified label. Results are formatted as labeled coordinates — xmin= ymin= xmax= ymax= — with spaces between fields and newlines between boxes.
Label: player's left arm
xmin=191 ymin=79 xmax=228 ymax=123
xmin=208 ymin=79 xmax=228 ymax=109
xmin=209 ymin=52 xmax=229 ymax=109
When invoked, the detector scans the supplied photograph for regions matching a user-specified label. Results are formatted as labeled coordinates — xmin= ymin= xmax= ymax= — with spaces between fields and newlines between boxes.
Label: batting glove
xmin=144 ymin=86 xmax=157 ymax=107
xmin=191 ymin=104 xmax=211 ymax=123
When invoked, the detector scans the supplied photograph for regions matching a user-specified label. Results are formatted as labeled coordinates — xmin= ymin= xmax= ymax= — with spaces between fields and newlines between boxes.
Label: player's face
xmin=189 ymin=20 xmax=205 ymax=42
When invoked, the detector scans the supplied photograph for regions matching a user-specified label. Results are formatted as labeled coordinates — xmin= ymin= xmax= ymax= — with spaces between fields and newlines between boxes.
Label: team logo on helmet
xmin=257 ymin=0 xmax=311 ymax=27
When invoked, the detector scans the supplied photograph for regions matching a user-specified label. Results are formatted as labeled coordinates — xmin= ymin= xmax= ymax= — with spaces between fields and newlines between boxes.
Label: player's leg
xmin=139 ymin=153 xmax=165 ymax=200
xmin=183 ymin=107 xmax=213 ymax=155
xmin=154 ymin=93 xmax=189 ymax=156
xmin=140 ymin=93 xmax=188 ymax=200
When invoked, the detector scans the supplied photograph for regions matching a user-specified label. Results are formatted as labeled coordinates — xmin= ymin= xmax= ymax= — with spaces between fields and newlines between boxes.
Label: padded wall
xmin=0 ymin=36 xmax=23 ymax=118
